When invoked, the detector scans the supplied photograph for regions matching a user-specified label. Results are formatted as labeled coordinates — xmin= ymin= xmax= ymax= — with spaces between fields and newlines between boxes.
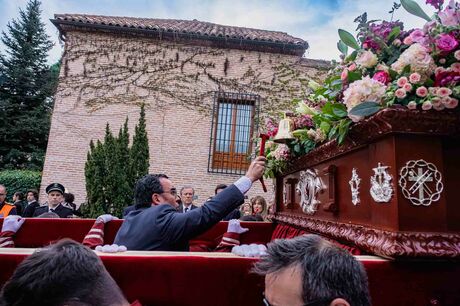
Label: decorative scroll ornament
xmin=349 ymin=168 xmax=361 ymax=205
xmin=370 ymin=163 xmax=393 ymax=202
xmin=283 ymin=182 xmax=288 ymax=207
xmin=399 ymin=159 xmax=443 ymax=206
xmin=296 ymin=169 xmax=323 ymax=215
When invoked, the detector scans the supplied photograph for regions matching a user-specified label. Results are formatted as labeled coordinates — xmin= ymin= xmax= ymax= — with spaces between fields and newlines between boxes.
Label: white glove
xmin=95 ymin=244 xmax=127 ymax=253
xmin=227 ymin=219 xmax=249 ymax=234
xmin=2 ymin=215 xmax=25 ymax=233
xmin=96 ymin=214 xmax=118 ymax=224
xmin=231 ymin=243 xmax=267 ymax=257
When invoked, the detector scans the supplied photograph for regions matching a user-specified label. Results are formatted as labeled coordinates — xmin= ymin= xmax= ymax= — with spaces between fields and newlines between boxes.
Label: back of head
xmin=37 ymin=212 xmax=60 ymax=218
xmin=214 ymin=184 xmax=228 ymax=194
xmin=0 ymin=239 xmax=128 ymax=306
xmin=13 ymin=192 xmax=24 ymax=201
xmin=134 ymin=174 xmax=168 ymax=209
xmin=64 ymin=193 xmax=75 ymax=203
xmin=240 ymin=214 xmax=264 ymax=222
xmin=254 ymin=235 xmax=371 ymax=306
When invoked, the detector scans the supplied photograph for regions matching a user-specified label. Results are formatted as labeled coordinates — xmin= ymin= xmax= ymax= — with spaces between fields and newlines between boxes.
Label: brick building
xmin=41 ymin=14 xmax=329 ymax=206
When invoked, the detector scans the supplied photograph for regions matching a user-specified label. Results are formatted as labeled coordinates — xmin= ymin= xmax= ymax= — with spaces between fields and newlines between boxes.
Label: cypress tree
xmin=130 ymin=104 xmax=150 ymax=185
xmin=0 ymin=0 xmax=57 ymax=170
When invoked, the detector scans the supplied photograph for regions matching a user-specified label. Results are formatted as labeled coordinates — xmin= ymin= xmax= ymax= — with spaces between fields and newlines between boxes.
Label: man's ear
xmin=151 ymin=193 xmax=160 ymax=205
xmin=330 ymin=298 xmax=350 ymax=306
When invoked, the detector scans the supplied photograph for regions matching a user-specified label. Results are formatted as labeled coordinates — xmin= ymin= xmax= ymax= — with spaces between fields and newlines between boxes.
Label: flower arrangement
xmin=263 ymin=0 xmax=460 ymax=178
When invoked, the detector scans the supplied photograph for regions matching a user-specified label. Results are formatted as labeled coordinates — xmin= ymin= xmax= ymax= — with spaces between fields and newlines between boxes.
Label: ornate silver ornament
xmin=399 ymin=159 xmax=443 ymax=206
xmin=296 ymin=169 xmax=323 ymax=215
xmin=349 ymin=168 xmax=361 ymax=205
xmin=370 ymin=163 xmax=393 ymax=203
xmin=283 ymin=182 xmax=288 ymax=207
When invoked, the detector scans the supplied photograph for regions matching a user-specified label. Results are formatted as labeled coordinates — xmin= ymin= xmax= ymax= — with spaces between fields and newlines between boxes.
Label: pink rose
xmin=348 ymin=63 xmax=357 ymax=71
xmin=423 ymin=20 xmax=436 ymax=34
xmin=395 ymin=88 xmax=407 ymax=99
xmin=409 ymin=29 xmax=426 ymax=44
xmin=443 ymin=97 xmax=459 ymax=109
xmin=439 ymin=58 xmax=447 ymax=64
xmin=433 ymin=100 xmax=445 ymax=111
xmin=451 ymin=63 xmax=460 ymax=72
xmin=407 ymin=101 xmax=417 ymax=110
xmin=439 ymin=4 xmax=460 ymax=27
xmin=432 ymin=97 xmax=442 ymax=107
xmin=436 ymin=33 xmax=459 ymax=52
xmin=341 ymin=68 xmax=349 ymax=81
xmin=416 ymin=86 xmax=428 ymax=97
xmin=437 ymin=87 xmax=453 ymax=97
xmin=397 ymin=77 xmax=408 ymax=87
xmin=403 ymin=36 xmax=413 ymax=45
xmin=372 ymin=71 xmax=391 ymax=85
xmin=429 ymin=87 xmax=438 ymax=95
xmin=409 ymin=73 xmax=421 ymax=84
xmin=455 ymin=50 xmax=460 ymax=60
xmin=422 ymin=101 xmax=433 ymax=110
xmin=393 ymin=39 xmax=402 ymax=47
xmin=403 ymin=83 xmax=413 ymax=92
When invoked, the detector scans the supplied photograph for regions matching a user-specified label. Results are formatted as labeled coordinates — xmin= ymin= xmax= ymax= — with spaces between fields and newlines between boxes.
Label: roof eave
xmin=50 ymin=19 xmax=308 ymax=56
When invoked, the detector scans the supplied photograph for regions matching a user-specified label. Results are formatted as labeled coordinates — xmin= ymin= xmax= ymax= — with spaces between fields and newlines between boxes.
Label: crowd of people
xmin=0 ymin=156 xmax=371 ymax=305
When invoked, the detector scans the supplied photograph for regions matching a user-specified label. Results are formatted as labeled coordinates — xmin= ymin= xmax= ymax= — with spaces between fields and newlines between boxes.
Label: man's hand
xmin=245 ymin=156 xmax=266 ymax=183
xmin=95 ymin=244 xmax=127 ymax=253
xmin=96 ymin=214 xmax=118 ymax=224
xmin=227 ymin=219 xmax=249 ymax=234
xmin=2 ymin=215 xmax=25 ymax=233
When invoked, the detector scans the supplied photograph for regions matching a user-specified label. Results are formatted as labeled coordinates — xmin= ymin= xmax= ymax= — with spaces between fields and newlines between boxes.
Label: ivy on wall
xmin=56 ymin=30 xmax=328 ymax=117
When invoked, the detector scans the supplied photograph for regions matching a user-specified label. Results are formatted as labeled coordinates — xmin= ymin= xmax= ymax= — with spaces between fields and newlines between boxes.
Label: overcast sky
xmin=0 ymin=0 xmax=435 ymax=64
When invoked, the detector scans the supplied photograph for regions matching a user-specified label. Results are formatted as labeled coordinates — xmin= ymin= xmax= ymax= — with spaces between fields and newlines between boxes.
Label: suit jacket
xmin=23 ymin=201 xmax=40 ymax=217
xmin=13 ymin=201 xmax=27 ymax=216
xmin=33 ymin=204 xmax=74 ymax=218
xmin=114 ymin=184 xmax=244 ymax=251
xmin=177 ymin=203 xmax=198 ymax=213
xmin=123 ymin=205 xmax=136 ymax=217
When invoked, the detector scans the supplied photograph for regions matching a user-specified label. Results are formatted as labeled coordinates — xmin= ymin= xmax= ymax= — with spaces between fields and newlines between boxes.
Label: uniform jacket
xmin=33 ymin=203 xmax=74 ymax=218
xmin=22 ymin=201 xmax=40 ymax=217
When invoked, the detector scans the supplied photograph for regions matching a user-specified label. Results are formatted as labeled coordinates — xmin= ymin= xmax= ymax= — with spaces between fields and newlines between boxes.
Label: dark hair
xmin=240 ymin=214 xmax=263 ymax=222
xmin=253 ymin=235 xmax=371 ymax=306
xmin=13 ymin=192 xmax=24 ymax=201
xmin=135 ymin=174 xmax=169 ymax=209
xmin=214 ymin=184 xmax=228 ymax=194
xmin=26 ymin=189 xmax=39 ymax=201
xmin=250 ymin=196 xmax=267 ymax=214
xmin=0 ymin=239 xmax=128 ymax=306
xmin=64 ymin=193 xmax=75 ymax=203
xmin=180 ymin=186 xmax=194 ymax=195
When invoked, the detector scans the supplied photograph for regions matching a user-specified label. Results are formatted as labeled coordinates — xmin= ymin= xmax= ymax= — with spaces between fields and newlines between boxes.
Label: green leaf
xmin=320 ymin=121 xmax=331 ymax=134
xmin=401 ymin=0 xmax=432 ymax=22
xmin=337 ymin=40 xmax=348 ymax=55
xmin=338 ymin=29 xmax=360 ymax=50
xmin=388 ymin=69 xmax=398 ymax=80
xmin=387 ymin=26 xmax=401 ymax=42
xmin=349 ymin=102 xmax=382 ymax=118
xmin=425 ymin=78 xmax=435 ymax=87
xmin=347 ymin=70 xmax=362 ymax=82
xmin=331 ymin=104 xmax=348 ymax=118
xmin=402 ymin=64 xmax=411 ymax=74
xmin=346 ymin=50 xmax=358 ymax=62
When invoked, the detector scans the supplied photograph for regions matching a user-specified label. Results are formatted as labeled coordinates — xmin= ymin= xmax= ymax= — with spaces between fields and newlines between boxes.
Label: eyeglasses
xmin=263 ymin=297 xmax=332 ymax=306
xmin=162 ymin=188 xmax=177 ymax=196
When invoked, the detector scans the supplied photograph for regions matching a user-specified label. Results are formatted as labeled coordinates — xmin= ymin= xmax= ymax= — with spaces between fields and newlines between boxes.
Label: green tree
xmin=0 ymin=0 xmax=57 ymax=170
xmin=130 ymin=104 xmax=150 ymax=187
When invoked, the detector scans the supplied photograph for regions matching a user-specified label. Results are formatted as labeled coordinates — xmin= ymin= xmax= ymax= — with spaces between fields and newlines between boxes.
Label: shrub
xmin=0 ymin=170 xmax=42 ymax=202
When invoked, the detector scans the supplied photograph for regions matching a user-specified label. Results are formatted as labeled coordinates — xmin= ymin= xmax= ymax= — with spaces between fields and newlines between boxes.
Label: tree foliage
xmin=82 ymin=105 xmax=150 ymax=218
xmin=0 ymin=0 xmax=58 ymax=170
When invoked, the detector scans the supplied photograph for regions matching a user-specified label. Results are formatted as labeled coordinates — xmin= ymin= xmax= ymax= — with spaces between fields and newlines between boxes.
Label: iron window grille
xmin=208 ymin=91 xmax=260 ymax=175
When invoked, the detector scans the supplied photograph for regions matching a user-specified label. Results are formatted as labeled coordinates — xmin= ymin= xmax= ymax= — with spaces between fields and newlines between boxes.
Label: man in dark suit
xmin=33 ymin=183 xmax=74 ymax=218
xmin=177 ymin=186 xmax=198 ymax=213
xmin=22 ymin=189 xmax=40 ymax=217
xmin=114 ymin=156 xmax=266 ymax=251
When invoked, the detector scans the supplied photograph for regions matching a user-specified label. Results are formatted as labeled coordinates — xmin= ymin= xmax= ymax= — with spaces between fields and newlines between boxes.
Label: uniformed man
xmin=0 ymin=185 xmax=17 ymax=217
xmin=33 ymin=183 xmax=74 ymax=218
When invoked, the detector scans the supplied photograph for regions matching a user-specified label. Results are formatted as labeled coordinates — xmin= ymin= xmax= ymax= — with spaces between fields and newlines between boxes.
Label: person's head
xmin=241 ymin=202 xmax=253 ymax=216
xmin=46 ymin=183 xmax=65 ymax=207
xmin=0 ymin=239 xmax=129 ymax=306
xmin=0 ymin=185 xmax=6 ymax=204
xmin=37 ymin=212 xmax=60 ymax=218
xmin=253 ymin=235 xmax=371 ymax=306
xmin=134 ymin=174 xmax=177 ymax=209
xmin=180 ymin=186 xmax=195 ymax=206
xmin=214 ymin=184 xmax=228 ymax=195
xmin=13 ymin=192 xmax=24 ymax=202
xmin=251 ymin=196 xmax=267 ymax=215
xmin=64 ymin=193 xmax=75 ymax=204
xmin=26 ymin=189 xmax=39 ymax=202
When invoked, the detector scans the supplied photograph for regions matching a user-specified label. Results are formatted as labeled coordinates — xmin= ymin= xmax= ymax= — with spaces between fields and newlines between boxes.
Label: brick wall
xmin=40 ymin=30 xmax=326 ymax=208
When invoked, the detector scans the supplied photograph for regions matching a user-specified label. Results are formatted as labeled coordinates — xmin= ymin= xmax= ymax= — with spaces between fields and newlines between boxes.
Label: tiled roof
xmin=51 ymin=14 xmax=308 ymax=55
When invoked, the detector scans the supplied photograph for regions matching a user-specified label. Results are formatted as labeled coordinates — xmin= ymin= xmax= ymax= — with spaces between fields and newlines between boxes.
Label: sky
xmin=0 ymin=0 xmax=436 ymax=64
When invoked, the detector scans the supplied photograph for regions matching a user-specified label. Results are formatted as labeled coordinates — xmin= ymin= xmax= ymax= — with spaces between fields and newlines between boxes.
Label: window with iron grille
xmin=208 ymin=91 xmax=260 ymax=175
